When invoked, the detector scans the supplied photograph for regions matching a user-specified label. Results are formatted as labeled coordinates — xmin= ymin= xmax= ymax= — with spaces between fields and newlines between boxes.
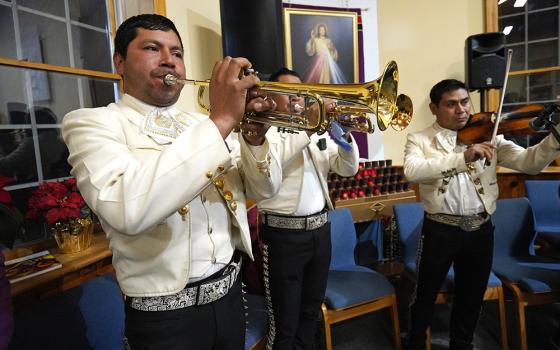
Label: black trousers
xmin=406 ymin=217 xmax=494 ymax=350
xmin=124 ymin=274 xmax=244 ymax=350
xmin=262 ymin=221 xmax=331 ymax=350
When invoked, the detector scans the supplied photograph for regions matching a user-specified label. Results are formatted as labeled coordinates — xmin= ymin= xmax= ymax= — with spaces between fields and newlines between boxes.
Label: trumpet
xmin=163 ymin=61 xmax=413 ymax=134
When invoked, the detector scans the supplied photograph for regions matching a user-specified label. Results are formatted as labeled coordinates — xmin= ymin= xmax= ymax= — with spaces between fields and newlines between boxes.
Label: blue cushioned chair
xmin=10 ymin=273 xmax=125 ymax=350
xmin=393 ymin=202 xmax=508 ymax=350
xmin=244 ymin=294 xmax=267 ymax=350
xmin=322 ymin=208 xmax=401 ymax=350
xmin=524 ymin=180 xmax=560 ymax=249
xmin=492 ymin=197 xmax=560 ymax=350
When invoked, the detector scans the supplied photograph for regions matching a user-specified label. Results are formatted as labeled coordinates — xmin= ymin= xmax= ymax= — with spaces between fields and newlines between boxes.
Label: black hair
xmin=114 ymin=14 xmax=183 ymax=59
xmin=268 ymin=67 xmax=301 ymax=82
xmin=429 ymin=79 xmax=467 ymax=105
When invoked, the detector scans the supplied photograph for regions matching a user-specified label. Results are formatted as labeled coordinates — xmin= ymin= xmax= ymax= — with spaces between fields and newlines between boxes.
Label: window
xmin=498 ymin=0 xmax=560 ymax=112
xmin=486 ymin=0 xmax=560 ymax=148
xmin=0 ymin=0 xmax=121 ymax=245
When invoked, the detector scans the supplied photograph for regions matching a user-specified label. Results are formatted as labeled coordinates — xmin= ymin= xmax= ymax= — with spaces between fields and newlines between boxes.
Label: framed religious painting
xmin=283 ymin=4 xmax=364 ymax=84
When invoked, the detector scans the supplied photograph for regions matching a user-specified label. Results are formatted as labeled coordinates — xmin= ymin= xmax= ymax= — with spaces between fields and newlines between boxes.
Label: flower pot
xmin=51 ymin=217 xmax=93 ymax=254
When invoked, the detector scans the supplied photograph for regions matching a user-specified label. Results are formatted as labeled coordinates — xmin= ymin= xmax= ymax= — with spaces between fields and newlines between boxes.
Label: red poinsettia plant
xmin=26 ymin=178 xmax=89 ymax=227
xmin=0 ymin=175 xmax=23 ymax=248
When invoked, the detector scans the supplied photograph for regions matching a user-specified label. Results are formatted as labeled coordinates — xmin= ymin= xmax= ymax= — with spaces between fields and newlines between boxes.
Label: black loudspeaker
xmin=465 ymin=32 xmax=506 ymax=89
xmin=220 ymin=0 xmax=285 ymax=78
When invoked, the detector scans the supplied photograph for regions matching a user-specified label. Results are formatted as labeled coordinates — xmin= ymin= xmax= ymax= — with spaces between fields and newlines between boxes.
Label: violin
xmin=457 ymin=104 xmax=547 ymax=145
xmin=458 ymin=49 xmax=560 ymax=149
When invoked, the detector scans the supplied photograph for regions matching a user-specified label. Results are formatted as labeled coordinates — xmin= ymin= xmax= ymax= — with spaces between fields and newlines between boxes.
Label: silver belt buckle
xmin=306 ymin=212 xmax=327 ymax=230
xmin=459 ymin=215 xmax=479 ymax=232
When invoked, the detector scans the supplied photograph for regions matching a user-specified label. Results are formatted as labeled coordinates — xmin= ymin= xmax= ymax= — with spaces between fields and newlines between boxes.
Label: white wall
xmin=377 ymin=0 xmax=485 ymax=164
xmin=165 ymin=1 xmax=222 ymax=113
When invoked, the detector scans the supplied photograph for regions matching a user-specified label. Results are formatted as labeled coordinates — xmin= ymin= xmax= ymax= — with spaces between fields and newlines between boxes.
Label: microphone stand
xmin=531 ymin=104 xmax=560 ymax=143
xmin=543 ymin=113 xmax=560 ymax=144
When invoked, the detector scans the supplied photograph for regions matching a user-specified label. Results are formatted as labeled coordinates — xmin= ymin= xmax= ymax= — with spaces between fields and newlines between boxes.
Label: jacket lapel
xmin=119 ymin=94 xmax=195 ymax=145
xmin=433 ymin=124 xmax=457 ymax=154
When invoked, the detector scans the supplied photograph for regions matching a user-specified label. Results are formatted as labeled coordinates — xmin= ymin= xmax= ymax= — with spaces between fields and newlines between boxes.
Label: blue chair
xmin=524 ymin=180 xmax=560 ymax=249
xmin=322 ymin=208 xmax=401 ymax=350
xmin=10 ymin=273 xmax=125 ymax=349
xmin=492 ymin=197 xmax=560 ymax=350
xmin=393 ymin=202 xmax=508 ymax=350
xmin=244 ymin=294 xmax=267 ymax=350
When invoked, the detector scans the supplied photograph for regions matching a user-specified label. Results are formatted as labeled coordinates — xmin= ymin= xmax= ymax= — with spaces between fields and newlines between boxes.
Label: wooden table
xmin=7 ymin=233 xmax=113 ymax=308
xmin=334 ymin=190 xmax=418 ymax=223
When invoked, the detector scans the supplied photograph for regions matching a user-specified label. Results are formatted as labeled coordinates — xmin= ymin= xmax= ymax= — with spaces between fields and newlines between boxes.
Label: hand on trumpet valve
xmin=209 ymin=57 xmax=261 ymax=139
xmin=243 ymin=68 xmax=258 ymax=77
xmin=246 ymin=90 xmax=277 ymax=114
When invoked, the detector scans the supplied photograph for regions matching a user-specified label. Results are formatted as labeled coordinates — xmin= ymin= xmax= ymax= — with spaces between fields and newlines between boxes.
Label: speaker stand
xmin=479 ymin=89 xmax=487 ymax=112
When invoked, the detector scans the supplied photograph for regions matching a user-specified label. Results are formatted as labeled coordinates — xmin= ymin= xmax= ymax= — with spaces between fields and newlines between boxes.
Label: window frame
xmin=0 ymin=0 xmax=167 ymax=247
xmin=485 ymin=0 xmax=560 ymax=110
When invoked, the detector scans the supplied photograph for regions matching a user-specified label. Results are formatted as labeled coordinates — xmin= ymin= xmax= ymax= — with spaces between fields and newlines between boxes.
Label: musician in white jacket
xmin=62 ymin=14 xmax=281 ymax=350
xmin=250 ymin=68 xmax=359 ymax=350
xmin=403 ymin=79 xmax=560 ymax=350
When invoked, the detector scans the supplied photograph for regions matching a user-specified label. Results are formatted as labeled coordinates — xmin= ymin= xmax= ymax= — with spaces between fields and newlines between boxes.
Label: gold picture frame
xmin=283 ymin=6 xmax=361 ymax=84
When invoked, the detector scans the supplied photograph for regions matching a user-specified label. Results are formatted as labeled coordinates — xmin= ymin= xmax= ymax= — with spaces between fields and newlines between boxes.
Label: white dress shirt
xmin=293 ymin=147 xmax=326 ymax=216
xmin=435 ymin=127 xmax=485 ymax=216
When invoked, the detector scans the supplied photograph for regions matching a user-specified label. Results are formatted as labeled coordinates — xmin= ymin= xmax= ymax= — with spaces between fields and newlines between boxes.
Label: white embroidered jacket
xmin=404 ymin=122 xmax=560 ymax=214
xmin=62 ymin=94 xmax=281 ymax=297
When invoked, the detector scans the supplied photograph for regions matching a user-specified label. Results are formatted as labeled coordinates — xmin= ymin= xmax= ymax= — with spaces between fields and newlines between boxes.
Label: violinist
xmin=403 ymin=79 xmax=560 ymax=350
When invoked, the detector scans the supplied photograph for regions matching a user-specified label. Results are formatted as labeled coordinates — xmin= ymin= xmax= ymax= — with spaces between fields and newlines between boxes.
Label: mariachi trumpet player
xmin=241 ymin=67 xmax=360 ymax=349
xmin=61 ymin=14 xmax=282 ymax=350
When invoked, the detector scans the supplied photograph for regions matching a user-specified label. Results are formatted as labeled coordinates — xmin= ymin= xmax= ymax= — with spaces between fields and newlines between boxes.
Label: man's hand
xmin=241 ymin=89 xmax=277 ymax=145
xmin=464 ymin=142 xmax=495 ymax=163
xmin=246 ymin=88 xmax=277 ymax=115
xmin=209 ymin=57 xmax=259 ymax=139
xmin=330 ymin=121 xmax=352 ymax=151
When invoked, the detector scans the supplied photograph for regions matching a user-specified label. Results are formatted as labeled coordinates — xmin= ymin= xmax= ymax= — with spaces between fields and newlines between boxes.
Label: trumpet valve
xmin=244 ymin=68 xmax=258 ymax=76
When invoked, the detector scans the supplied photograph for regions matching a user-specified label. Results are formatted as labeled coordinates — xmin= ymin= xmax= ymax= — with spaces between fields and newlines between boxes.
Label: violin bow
xmin=490 ymin=49 xmax=514 ymax=144
xmin=482 ymin=48 xmax=513 ymax=168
